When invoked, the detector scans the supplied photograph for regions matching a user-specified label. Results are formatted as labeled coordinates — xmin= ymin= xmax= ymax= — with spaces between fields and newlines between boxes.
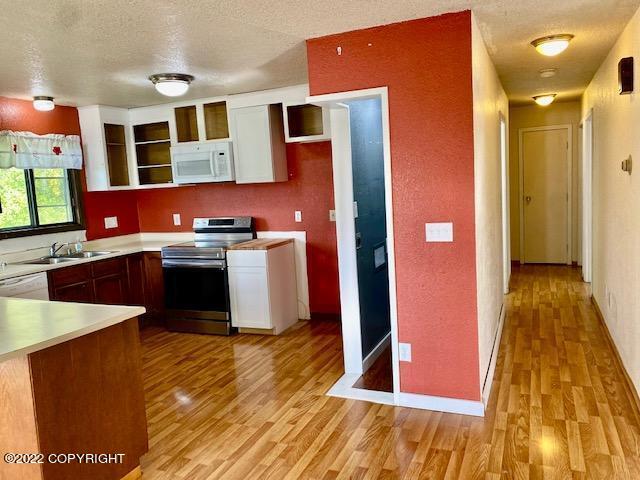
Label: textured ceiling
xmin=0 ymin=0 xmax=638 ymax=107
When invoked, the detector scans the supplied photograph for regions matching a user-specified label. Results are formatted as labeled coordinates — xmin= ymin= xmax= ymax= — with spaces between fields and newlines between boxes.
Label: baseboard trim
xmin=591 ymin=297 xmax=640 ymax=425
xmin=481 ymin=303 xmax=506 ymax=405
xmin=362 ymin=332 xmax=391 ymax=372
xmin=397 ymin=392 xmax=485 ymax=417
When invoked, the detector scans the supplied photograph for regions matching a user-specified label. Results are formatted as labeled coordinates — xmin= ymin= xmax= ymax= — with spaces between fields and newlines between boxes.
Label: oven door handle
xmin=162 ymin=259 xmax=226 ymax=269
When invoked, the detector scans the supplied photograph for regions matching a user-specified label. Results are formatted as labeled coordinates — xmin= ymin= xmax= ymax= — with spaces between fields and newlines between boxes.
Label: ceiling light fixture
xmin=33 ymin=96 xmax=55 ymax=111
xmin=539 ymin=68 xmax=558 ymax=78
xmin=531 ymin=34 xmax=574 ymax=56
xmin=533 ymin=94 xmax=557 ymax=106
xmin=149 ymin=73 xmax=194 ymax=97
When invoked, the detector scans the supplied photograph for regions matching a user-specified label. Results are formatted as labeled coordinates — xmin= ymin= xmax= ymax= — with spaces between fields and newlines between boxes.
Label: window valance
xmin=0 ymin=130 xmax=83 ymax=170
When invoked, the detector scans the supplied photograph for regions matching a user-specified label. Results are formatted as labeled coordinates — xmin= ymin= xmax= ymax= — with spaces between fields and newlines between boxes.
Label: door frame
xmin=307 ymin=87 xmax=400 ymax=405
xmin=499 ymin=112 xmax=510 ymax=293
xmin=518 ymin=124 xmax=573 ymax=265
xmin=580 ymin=110 xmax=593 ymax=282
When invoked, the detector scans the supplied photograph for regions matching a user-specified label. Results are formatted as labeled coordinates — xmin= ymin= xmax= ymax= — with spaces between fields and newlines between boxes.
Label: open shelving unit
xmin=133 ymin=122 xmax=173 ymax=185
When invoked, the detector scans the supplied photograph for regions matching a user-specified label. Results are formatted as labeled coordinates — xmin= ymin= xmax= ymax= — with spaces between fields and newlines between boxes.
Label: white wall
xmin=582 ymin=6 xmax=640 ymax=393
xmin=509 ymin=102 xmax=582 ymax=262
xmin=471 ymin=14 xmax=509 ymax=392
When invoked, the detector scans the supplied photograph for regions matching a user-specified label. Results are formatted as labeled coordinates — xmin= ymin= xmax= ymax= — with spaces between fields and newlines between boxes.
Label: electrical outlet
xmin=399 ymin=343 xmax=412 ymax=362
xmin=426 ymin=222 xmax=453 ymax=242
xmin=104 ymin=216 xmax=118 ymax=229
xmin=329 ymin=210 xmax=336 ymax=222
xmin=294 ymin=211 xmax=302 ymax=222
xmin=173 ymin=213 xmax=181 ymax=226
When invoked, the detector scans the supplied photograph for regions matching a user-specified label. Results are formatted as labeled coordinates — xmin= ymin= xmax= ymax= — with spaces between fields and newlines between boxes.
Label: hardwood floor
xmin=353 ymin=345 xmax=394 ymax=393
xmin=139 ymin=265 xmax=640 ymax=479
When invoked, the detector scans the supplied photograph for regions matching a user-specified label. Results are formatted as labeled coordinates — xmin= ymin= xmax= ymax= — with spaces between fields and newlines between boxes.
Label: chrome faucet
xmin=49 ymin=242 xmax=69 ymax=258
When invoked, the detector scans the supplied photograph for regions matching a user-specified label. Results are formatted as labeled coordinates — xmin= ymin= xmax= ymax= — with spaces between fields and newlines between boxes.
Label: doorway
xmin=307 ymin=87 xmax=399 ymax=405
xmin=519 ymin=125 xmax=572 ymax=264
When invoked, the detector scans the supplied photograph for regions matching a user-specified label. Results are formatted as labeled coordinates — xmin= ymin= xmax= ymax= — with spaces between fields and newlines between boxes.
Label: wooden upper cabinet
xmin=104 ymin=124 xmax=130 ymax=187
xmin=175 ymin=105 xmax=199 ymax=143
xmin=203 ymin=101 xmax=230 ymax=140
xmin=230 ymin=104 xmax=287 ymax=184
xmin=283 ymin=103 xmax=331 ymax=143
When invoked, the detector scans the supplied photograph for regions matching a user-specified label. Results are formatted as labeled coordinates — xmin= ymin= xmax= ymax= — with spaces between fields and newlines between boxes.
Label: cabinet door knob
xmin=525 ymin=196 xmax=532 ymax=204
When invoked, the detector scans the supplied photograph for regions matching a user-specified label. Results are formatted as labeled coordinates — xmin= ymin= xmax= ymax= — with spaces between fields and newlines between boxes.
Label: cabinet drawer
xmin=91 ymin=257 xmax=126 ymax=278
xmin=227 ymin=250 xmax=267 ymax=268
xmin=49 ymin=263 xmax=92 ymax=288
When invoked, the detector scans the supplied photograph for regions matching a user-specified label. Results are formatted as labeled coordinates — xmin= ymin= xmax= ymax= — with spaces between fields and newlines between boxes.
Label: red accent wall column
xmin=306 ymin=11 xmax=480 ymax=400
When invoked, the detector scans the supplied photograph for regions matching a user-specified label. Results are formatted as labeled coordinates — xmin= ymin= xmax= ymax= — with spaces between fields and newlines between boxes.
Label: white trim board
xmin=257 ymin=231 xmax=310 ymax=320
xmin=482 ymin=302 xmax=506 ymax=405
xmin=580 ymin=110 xmax=593 ymax=283
xmin=308 ymin=87 xmax=401 ymax=403
xmin=362 ymin=332 xmax=391 ymax=372
xmin=518 ymin=124 xmax=573 ymax=265
xmin=326 ymin=373 xmax=396 ymax=406
xmin=326 ymin=373 xmax=486 ymax=416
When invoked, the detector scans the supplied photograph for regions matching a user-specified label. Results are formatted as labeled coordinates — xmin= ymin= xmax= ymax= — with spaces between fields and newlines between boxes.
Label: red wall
xmin=0 ymin=96 xmax=80 ymax=135
xmin=135 ymin=141 xmax=340 ymax=315
xmin=307 ymin=11 xmax=480 ymax=400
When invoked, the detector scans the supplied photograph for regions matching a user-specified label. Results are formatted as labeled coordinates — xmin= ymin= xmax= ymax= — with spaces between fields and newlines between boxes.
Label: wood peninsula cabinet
xmin=0 ymin=298 xmax=148 ymax=480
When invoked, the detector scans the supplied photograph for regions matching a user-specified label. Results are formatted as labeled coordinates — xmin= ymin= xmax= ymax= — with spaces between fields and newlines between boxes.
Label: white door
xmin=521 ymin=128 xmax=569 ymax=264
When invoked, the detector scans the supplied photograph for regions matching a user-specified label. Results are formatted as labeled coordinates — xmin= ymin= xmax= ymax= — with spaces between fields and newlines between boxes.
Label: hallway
xmin=139 ymin=265 xmax=640 ymax=478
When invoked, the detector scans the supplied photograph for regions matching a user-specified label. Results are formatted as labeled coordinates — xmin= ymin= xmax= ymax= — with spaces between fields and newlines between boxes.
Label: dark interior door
xmin=348 ymin=98 xmax=391 ymax=359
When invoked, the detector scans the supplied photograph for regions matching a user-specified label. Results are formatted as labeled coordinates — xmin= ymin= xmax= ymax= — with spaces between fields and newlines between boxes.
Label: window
xmin=0 ymin=167 xmax=83 ymax=237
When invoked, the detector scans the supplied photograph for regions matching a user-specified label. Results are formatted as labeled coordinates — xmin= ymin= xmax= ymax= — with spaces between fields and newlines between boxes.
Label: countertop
xmin=0 ymin=234 xmax=188 ymax=281
xmin=227 ymin=238 xmax=294 ymax=250
xmin=0 ymin=297 xmax=145 ymax=363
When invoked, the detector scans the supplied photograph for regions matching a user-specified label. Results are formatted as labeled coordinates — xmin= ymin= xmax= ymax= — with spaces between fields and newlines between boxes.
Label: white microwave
xmin=171 ymin=142 xmax=235 ymax=184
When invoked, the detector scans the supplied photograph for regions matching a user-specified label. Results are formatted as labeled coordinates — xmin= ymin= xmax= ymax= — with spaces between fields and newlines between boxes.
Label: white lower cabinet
xmin=227 ymin=243 xmax=298 ymax=334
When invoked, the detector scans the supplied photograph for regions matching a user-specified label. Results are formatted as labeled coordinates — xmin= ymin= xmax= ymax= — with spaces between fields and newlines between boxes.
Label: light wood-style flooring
xmin=139 ymin=265 xmax=640 ymax=479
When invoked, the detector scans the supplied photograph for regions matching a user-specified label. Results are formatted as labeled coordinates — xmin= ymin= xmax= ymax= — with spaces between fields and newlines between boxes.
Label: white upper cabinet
xmin=78 ymin=106 xmax=135 ymax=192
xmin=79 ymin=85 xmax=313 ymax=190
xmin=230 ymin=104 xmax=287 ymax=184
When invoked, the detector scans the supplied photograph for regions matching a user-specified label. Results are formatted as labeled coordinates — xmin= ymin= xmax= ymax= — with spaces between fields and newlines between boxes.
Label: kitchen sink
xmin=21 ymin=257 xmax=79 ymax=265
xmin=17 ymin=251 xmax=115 ymax=265
xmin=66 ymin=251 xmax=114 ymax=259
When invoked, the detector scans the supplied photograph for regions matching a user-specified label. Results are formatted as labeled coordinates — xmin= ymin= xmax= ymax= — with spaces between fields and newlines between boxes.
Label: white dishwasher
xmin=0 ymin=272 xmax=50 ymax=300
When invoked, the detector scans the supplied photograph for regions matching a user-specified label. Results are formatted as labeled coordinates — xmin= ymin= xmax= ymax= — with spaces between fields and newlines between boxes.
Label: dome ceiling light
xmin=33 ymin=96 xmax=55 ymax=111
xmin=149 ymin=73 xmax=195 ymax=97
xmin=531 ymin=34 xmax=574 ymax=56
xmin=533 ymin=94 xmax=557 ymax=106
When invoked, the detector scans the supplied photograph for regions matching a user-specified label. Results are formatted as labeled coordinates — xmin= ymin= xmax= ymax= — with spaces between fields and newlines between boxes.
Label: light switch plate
xmin=104 ymin=216 xmax=118 ymax=229
xmin=329 ymin=209 xmax=336 ymax=222
xmin=399 ymin=343 xmax=412 ymax=362
xmin=173 ymin=213 xmax=181 ymax=226
xmin=426 ymin=222 xmax=453 ymax=242
xmin=294 ymin=211 xmax=302 ymax=222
